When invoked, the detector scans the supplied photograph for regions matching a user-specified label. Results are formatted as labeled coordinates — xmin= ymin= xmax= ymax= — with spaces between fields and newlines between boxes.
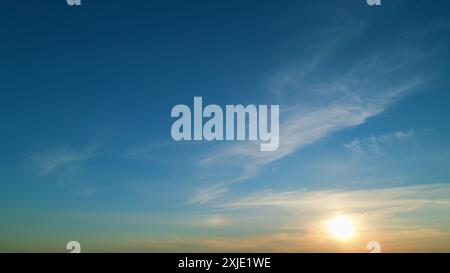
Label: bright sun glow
xmin=329 ymin=215 xmax=355 ymax=240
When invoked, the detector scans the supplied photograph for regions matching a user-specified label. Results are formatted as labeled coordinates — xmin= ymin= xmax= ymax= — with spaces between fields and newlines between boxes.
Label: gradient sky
xmin=1 ymin=0 xmax=450 ymax=252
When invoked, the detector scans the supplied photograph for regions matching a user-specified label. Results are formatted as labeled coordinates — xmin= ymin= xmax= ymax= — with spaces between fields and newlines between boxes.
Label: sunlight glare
xmin=329 ymin=215 xmax=355 ymax=240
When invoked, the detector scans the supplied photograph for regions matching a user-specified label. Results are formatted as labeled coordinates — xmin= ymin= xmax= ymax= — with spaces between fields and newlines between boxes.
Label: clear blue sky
xmin=1 ymin=0 xmax=450 ymax=252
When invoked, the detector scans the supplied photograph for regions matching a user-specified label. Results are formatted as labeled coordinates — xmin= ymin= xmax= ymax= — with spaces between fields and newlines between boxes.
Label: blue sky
xmin=1 ymin=0 xmax=450 ymax=252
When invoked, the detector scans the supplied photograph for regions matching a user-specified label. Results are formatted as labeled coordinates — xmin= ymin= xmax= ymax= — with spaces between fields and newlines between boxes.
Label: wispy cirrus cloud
xmin=192 ymin=49 xmax=429 ymax=204
xmin=93 ymin=183 xmax=450 ymax=252
xmin=29 ymin=145 xmax=98 ymax=177
xmin=344 ymin=130 xmax=415 ymax=155
xmin=190 ymin=183 xmax=450 ymax=252
xmin=186 ymin=183 xmax=229 ymax=205
xmin=186 ymin=9 xmax=450 ymax=205
xmin=217 ymin=183 xmax=450 ymax=215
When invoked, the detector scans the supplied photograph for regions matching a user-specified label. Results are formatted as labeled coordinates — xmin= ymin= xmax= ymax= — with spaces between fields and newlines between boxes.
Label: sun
xmin=328 ymin=215 xmax=355 ymax=240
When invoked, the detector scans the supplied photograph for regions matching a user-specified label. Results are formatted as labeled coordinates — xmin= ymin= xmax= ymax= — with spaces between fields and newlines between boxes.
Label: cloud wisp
xmin=216 ymin=183 xmax=450 ymax=216
xmin=99 ymin=183 xmax=450 ymax=252
xmin=345 ymin=130 xmax=415 ymax=155
xmin=191 ymin=50 xmax=429 ymax=204
xmin=29 ymin=145 xmax=97 ymax=177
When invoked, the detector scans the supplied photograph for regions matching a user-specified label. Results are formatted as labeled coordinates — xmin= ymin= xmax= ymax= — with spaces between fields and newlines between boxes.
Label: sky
xmin=1 ymin=0 xmax=450 ymax=252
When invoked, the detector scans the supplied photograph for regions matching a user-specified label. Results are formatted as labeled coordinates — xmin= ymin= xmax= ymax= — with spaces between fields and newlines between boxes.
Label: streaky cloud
xmin=29 ymin=145 xmax=98 ymax=176
xmin=217 ymin=183 xmax=450 ymax=216
xmin=193 ymin=50 xmax=429 ymax=204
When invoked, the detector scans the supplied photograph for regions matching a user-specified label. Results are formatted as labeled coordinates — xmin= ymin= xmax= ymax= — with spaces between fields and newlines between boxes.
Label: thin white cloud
xmin=182 ymin=17 xmax=444 ymax=204
xmin=25 ymin=183 xmax=450 ymax=252
xmin=271 ymin=22 xmax=367 ymax=100
xmin=193 ymin=53 xmax=427 ymax=204
xmin=186 ymin=183 xmax=229 ymax=205
xmin=217 ymin=183 xmax=450 ymax=217
xmin=190 ymin=183 xmax=450 ymax=252
xmin=102 ymin=183 xmax=450 ymax=252
xmin=344 ymin=130 xmax=415 ymax=155
xmin=30 ymin=145 xmax=97 ymax=176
